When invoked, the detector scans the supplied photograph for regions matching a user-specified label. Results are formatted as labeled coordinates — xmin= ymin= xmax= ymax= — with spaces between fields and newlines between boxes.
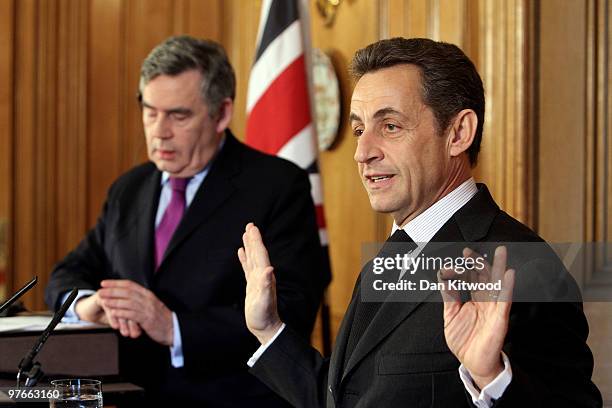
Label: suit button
xmin=328 ymin=385 xmax=333 ymax=394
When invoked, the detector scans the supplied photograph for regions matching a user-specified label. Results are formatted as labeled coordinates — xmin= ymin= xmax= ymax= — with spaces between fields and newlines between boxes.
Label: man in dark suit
xmin=45 ymin=36 xmax=328 ymax=406
xmin=239 ymin=38 xmax=602 ymax=407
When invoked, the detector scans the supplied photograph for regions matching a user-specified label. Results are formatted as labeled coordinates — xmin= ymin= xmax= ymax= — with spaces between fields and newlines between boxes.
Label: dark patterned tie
xmin=154 ymin=177 xmax=189 ymax=269
xmin=343 ymin=229 xmax=416 ymax=368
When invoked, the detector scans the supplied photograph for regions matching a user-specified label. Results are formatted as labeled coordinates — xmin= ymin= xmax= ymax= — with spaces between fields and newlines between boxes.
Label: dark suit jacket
xmin=45 ymin=131 xmax=329 ymax=407
xmin=251 ymin=184 xmax=602 ymax=408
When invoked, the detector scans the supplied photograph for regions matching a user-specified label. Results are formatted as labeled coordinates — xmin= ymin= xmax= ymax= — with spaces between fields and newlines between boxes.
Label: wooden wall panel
xmin=385 ymin=0 xmax=471 ymax=53
xmin=13 ymin=0 xmax=42 ymax=309
xmin=0 ymin=0 xmax=15 ymax=300
xmin=476 ymin=0 xmax=535 ymax=225
xmin=585 ymin=0 xmax=612 ymax=261
xmin=10 ymin=0 xmax=90 ymax=309
xmin=36 ymin=0 xmax=60 ymax=309
xmin=437 ymin=0 xmax=466 ymax=44
xmin=88 ymin=0 xmax=123 ymax=224
xmin=221 ymin=0 xmax=262 ymax=140
xmin=184 ymin=0 xmax=223 ymax=44
xmin=538 ymin=0 xmax=587 ymax=242
xmin=56 ymin=0 xmax=88 ymax=259
xmin=386 ymin=0 xmax=435 ymax=39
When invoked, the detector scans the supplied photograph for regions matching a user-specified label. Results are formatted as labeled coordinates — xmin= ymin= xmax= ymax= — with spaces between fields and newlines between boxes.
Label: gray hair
xmin=138 ymin=36 xmax=235 ymax=116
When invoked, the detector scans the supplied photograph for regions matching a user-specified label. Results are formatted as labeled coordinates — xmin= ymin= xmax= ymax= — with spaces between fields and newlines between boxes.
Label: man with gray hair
xmin=46 ymin=35 xmax=328 ymax=406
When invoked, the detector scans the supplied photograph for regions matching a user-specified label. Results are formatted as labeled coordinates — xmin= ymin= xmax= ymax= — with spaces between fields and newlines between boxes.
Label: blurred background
xmin=0 ymin=0 xmax=610 ymax=401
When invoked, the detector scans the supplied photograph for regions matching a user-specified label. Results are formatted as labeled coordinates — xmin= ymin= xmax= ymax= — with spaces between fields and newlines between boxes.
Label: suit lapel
xmin=157 ymin=132 xmax=242 ymax=271
xmin=328 ymin=274 xmax=362 ymax=390
xmin=340 ymin=184 xmax=499 ymax=381
xmin=135 ymin=169 xmax=162 ymax=286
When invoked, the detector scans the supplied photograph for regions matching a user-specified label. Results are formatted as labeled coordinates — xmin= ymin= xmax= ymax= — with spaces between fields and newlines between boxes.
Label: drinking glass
xmin=48 ymin=379 xmax=102 ymax=408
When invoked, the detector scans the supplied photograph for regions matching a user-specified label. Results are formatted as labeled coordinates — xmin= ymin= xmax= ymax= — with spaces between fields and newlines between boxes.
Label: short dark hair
xmin=138 ymin=35 xmax=235 ymax=116
xmin=350 ymin=37 xmax=485 ymax=166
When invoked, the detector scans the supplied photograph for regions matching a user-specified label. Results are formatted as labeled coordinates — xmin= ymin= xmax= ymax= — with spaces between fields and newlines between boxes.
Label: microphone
xmin=0 ymin=276 xmax=37 ymax=315
xmin=17 ymin=287 xmax=78 ymax=387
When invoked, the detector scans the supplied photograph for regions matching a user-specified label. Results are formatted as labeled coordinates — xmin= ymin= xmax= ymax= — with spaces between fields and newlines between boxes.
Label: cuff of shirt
xmin=247 ymin=323 xmax=286 ymax=367
xmin=61 ymin=289 xmax=96 ymax=323
xmin=169 ymin=312 xmax=184 ymax=368
xmin=458 ymin=351 xmax=512 ymax=408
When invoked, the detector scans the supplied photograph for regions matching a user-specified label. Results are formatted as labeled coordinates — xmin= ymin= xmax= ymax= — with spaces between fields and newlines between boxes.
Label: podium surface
xmin=0 ymin=315 xmax=143 ymax=406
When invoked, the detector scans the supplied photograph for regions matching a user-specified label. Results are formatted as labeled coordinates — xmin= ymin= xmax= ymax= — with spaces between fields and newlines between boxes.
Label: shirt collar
xmin=392 ymin=177 xmax=478 ymax=243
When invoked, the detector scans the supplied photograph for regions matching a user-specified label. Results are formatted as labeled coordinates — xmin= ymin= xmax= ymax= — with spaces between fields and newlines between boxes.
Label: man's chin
xmin=368 ymin=198 xmax=398 ymax=214
xmin=154 ymin=162 xmax=170 ymax=172
xmin=153 ymin=162 xmax=181 ymax=176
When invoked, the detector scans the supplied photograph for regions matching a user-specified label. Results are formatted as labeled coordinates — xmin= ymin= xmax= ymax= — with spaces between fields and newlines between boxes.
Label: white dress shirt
xmin=248 ymin=178 xmax=512 ymax=407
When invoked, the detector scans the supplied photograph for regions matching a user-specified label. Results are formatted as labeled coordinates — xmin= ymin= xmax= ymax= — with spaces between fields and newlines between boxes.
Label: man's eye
xmin=385 ymin=123 xmax=398 ymax=131
xmin=173 ymin=114 xmax=188 ymax=121
xmin=353 ymin=128 xmax=364 ymax=137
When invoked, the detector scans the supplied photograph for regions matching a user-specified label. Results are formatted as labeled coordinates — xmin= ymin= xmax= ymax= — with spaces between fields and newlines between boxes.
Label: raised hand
xmin=238 ymin=223 xmax=283 ymax=344
xmin=440 ymin=246 xmax=515 ymax=389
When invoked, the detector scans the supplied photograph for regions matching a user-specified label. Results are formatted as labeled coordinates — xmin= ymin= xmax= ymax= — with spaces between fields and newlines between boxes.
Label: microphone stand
xmin=0 ymin=276 xmax=37 ymax=315
xmin=16 ymin=287 xmax=78 ymax=388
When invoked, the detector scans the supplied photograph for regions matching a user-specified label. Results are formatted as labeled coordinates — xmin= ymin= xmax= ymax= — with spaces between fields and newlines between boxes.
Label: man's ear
xmin=215 ymin=98 xmax=234 ymax=133
xmin=448 ymin=109 xmax=477 ymax=158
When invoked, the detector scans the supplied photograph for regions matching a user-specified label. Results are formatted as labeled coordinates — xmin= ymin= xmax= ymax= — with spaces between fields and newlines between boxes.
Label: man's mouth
xmin=157 ymin=149 xmax=175 ymax=159
xmin=368 ymin=175 xmax=393 ymax=183
xmin=364 ymin=173 xmax=395 ymax=187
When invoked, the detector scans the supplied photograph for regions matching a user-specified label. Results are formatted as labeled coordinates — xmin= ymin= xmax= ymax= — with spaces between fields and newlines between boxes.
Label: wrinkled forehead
xmin=350 ymin=65 xmax=424 ymax=122
xmin=141 ymin=71 xmax=205 ymax=106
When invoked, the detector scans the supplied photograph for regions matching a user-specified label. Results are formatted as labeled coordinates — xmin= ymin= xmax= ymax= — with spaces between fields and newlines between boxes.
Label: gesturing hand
xmin=238 ymin=223 xmax=283 ymax=345
xmin=440 ymin=246 xmax=515 ymax=389
xmin=74 ymin=291 xmax=142 ymax=339
xmin=98 ymin=280 xmax=174 ymax=346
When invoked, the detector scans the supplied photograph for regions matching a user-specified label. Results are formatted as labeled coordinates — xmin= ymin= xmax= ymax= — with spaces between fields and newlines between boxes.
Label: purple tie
xmin=155 ymin=177 xmax=189 ymax=269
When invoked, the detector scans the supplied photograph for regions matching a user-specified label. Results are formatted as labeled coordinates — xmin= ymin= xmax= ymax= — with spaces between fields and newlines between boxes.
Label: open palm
xmin=441 ymin=246 xmax=515 ymax=388
xmin=238 ymin=223 xmax=283 ymax=344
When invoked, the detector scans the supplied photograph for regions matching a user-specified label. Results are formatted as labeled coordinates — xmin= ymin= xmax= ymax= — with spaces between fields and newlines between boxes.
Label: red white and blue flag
xmin=246 ymin=0 xmax=329 ymax=249
xmin=246 ymin=0 xmax=332 ymax=353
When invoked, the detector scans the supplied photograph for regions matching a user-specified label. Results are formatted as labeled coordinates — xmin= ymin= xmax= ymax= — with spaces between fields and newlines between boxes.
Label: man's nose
xmin=150 ymin=116 xmax=172 ymax=139
xmin=354 ymin=129 xmax=383 ymax=164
